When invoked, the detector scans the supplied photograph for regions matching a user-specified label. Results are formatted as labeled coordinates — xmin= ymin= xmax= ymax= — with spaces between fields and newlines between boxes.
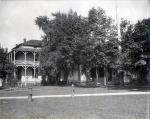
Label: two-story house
xmin=7 ymin=39 xmax=114 ymax=86
xmin=8 ymin=39 xmax=42 ymax=86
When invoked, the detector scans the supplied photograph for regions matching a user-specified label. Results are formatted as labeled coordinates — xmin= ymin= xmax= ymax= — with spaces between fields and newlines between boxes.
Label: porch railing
xmin=15 ymin=60 xmax=40 ymax=66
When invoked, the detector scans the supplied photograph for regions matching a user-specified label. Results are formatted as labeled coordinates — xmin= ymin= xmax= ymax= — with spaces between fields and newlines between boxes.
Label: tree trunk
xmin=85 ymin=69 xmax=91 ymax=82
xmin=64 ymin=71 xmax=69 ymax=85
xmin=103 ymin=67 xmax=107 ymax=86
xmin=120 ymin=71 xmax=125 ymax=86
xmin=96 ymin=67 xmax=98 ymax=84
xmin=78 ymin=65 xmax=81 ymax=82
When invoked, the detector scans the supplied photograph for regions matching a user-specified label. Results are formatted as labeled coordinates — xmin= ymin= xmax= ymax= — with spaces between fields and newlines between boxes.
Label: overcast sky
xmin=0 ymin=0 xmax=150 ymax=51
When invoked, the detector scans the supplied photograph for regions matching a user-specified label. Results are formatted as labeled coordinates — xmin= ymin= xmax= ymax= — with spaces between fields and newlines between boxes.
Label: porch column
xmin=24 ymin=52 xmax=27 ymax=86
xmin=13 ymin=51 xmax=16 ymax=79
xmin=13 ymin=51 xmax=16 ymax=65
xmin=8 ymin=54 xmax=9 ymax=62
xmin=11 ymin=52 xmax=12 ymax=63
xmin=33 ymin=52 xmax=36 ymax=85
xmin=9 ymin=54 xmax=11 ymax=63
xmin=8 ymin=54 xmax=10 ymax=63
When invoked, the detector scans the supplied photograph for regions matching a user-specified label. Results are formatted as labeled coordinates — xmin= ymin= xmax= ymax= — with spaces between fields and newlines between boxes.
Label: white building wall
xmin=21 ymin=68 xmax=42 ymax=84
xmin=81 ymin=73 xmax=87 ymax=82
xmin=68 ymin=70 xmax=87 ymax=82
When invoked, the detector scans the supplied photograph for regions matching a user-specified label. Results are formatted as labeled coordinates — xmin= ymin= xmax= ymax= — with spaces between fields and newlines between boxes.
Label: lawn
xmin=1 ymin=86 xmax=149 ymax=97
xmin=0 ymin=86 xmax=150 ymax=119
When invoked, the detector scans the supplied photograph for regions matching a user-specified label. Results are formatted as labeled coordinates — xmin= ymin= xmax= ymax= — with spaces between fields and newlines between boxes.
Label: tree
xmin=0 ymin=47 xmax=14 ymax=85
xmin=121 ymin=19 xmax=143 ymax=67
xmin=36 ymin=7 xmax=121 ymax=85
xmin=0 ymin=47 xmax=7 ymax=78
xmin=86 ymin=7 xmax=119 ymax=84
xmin=36 ymin=10 xmax=90 ymax=83
xmin=120 ymin=18 xmax=150 ymax=84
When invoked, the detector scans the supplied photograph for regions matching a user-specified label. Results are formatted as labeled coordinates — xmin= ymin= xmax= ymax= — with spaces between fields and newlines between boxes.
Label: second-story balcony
xmin=15 ymin=60 xmax=40 ymax=66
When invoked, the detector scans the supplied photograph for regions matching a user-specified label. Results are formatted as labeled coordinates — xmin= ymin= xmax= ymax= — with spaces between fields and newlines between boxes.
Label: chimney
xmin=23 ymin=38 xmax=27 ymax=43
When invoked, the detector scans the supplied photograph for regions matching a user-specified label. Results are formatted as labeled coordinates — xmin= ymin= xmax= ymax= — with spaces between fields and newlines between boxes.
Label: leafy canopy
xmin=35 ymin=7 xmax=120 ymax=76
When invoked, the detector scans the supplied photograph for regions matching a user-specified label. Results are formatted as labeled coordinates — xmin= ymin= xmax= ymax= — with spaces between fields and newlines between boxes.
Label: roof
xmin=23 ymin=40 xmax=42 ymax=47
xmin=15 ymin=40 xmax=42 ymax=48
xmin=14 ymin=47 xmax=41 ymax=53
xmin=10 ymin=40 xmax=42 ymax=53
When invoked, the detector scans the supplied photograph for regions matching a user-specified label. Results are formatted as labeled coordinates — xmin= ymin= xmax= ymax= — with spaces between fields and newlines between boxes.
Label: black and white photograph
xmin=0 ymin=0 xmax=150 ymax=119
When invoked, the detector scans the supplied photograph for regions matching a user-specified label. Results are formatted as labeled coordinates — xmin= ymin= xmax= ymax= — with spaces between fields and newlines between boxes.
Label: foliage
xmin=120 ymin=18 xmax=150 ymax=69
xmin=36 ymin=7 xmax=150 ymax=84
xmin=35 ymin=7 xmax=119 ymax=80
xmin=87 ymin=7 xmax=119 ymax=69
xmin=0 ymin=47 xmax=14 ymax=80
xmin=0 ymin=47 xmax=7 ymax=78
xmin=36 ymin=10 xmax=90 ymax=77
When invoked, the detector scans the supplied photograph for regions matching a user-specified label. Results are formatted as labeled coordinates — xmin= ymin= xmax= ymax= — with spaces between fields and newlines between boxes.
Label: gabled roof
xmin=14 ymin=47 xmax=41 ymax=53
xmin=13 ymin=40 xmax=42 ymax=49
xmin=10 ymin=39 xmax=42 ymax=53
xmin=23 ymin=40 xmax=42 ymax=47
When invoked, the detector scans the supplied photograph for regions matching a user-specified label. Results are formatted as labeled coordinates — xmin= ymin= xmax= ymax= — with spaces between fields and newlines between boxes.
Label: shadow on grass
xmin=106 ymin=84 xmax=150 ymax=92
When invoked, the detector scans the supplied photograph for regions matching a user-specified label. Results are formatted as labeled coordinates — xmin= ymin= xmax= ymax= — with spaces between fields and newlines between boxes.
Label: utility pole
xmin=115 ymin=0 xmax=124 ymax=85
xmin=115 ymin=0 xmax=121 ymax=43
xmin=115 ymin=0 xmax=122 ymax=57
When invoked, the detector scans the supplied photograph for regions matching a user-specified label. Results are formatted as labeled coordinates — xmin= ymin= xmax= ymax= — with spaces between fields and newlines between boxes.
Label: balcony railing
xmin=15 ymin=60 xmax=40 ymax=66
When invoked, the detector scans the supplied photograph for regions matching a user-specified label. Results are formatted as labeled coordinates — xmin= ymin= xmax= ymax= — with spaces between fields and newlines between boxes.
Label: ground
xmin=0 ymin=86 xmax=150 ymax=119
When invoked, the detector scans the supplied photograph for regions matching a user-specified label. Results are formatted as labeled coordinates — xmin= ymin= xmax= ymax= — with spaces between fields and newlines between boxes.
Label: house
xmin=146 ymin=57 xmax=150 ymax=83
xmin=141 ymin=54 xmax=150 ymax=83
xmin=8 ymin=39 xmax=42 ymax=86
xmin=7 ymin=39 xmax=117 ymax=87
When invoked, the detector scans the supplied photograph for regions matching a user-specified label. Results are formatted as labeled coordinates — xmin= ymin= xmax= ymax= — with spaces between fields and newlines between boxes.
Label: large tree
xmin=0 ymin=47 xmax=14 ymax=84
xmin=86 ymin=7 xmax=119 ymax=84
xmin=35 ymin=8 xmax=119 ymax=84
xmin=0 ymin=47 xmax=7 ymax=78
xmin=120 ymin=18 xmax=150 ymax=84
xmin=36 ymin=10 xmax=90 ymax=83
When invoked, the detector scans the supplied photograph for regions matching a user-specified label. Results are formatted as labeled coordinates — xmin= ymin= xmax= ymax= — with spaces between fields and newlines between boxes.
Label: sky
xmin=0 ymin=0 xmax=150 ymax=51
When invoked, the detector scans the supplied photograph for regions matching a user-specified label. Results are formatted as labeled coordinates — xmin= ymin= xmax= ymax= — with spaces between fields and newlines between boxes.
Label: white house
xmin=8 ymin=39 xmax=42 ymax=86
xmin=8 ymin=39 xmax=107 ymax=86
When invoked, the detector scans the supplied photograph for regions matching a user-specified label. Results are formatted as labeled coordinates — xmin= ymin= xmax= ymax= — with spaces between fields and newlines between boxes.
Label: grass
xmin=0 ymin=95 xmax=149 ymax=119
xmin=0 ymin=86 xmax=150 ymax=119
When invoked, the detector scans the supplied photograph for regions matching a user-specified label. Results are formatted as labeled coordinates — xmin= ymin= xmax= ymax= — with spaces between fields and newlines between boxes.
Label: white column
xmin=13 ymin=51 xmax=16 ymax=65
xmin=9 ymin=54 xmax=11 ymax=62
xmin=11 ymin=52 xmax=12 ymax=63
xmin=104 ymin=77 xmax=106 ymax=86
xmin=8 ymin=54 xmax=10 ymax=62
xmin=24 ymin=52 xmax=27 ymax=86
xmin=13 ymin=51 xmax=16 ymax=79
xmin=33 ymin=52 xmax=36 ymax=85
